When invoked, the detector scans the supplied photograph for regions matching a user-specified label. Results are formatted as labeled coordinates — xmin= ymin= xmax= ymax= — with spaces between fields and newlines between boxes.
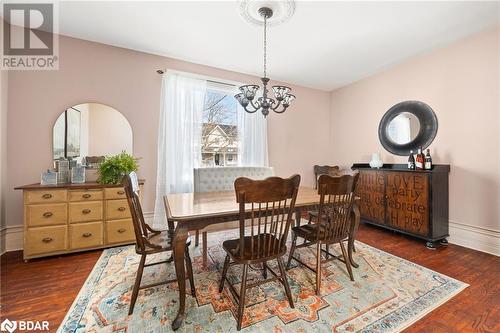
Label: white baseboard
xmin=0 ymin=224 xmax=23 ymax=255
xmin=448 ymin=220 xmax=499 ymax=256
xmin=2 ymin=216 xmax=498 ymax=257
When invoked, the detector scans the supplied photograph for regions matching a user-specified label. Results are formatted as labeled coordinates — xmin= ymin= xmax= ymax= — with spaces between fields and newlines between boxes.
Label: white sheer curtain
xmin=153 ymin=72 xmax=207 ymax=228
xmin=236 ymin=98 xmax=269 ymax=166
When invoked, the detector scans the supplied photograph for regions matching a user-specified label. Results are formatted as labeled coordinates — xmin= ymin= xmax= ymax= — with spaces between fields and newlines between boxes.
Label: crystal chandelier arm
xmin=273 ymin=103 xmax=289 ymax=114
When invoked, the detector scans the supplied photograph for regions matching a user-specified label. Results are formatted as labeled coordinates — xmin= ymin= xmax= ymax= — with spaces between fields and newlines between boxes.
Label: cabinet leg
xmin=426 ymin=241 xmax=437 ymax=250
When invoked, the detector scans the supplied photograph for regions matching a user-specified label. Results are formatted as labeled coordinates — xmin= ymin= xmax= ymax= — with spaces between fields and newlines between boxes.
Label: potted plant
xmin=97 ymin=152 xmax=139 ymax=184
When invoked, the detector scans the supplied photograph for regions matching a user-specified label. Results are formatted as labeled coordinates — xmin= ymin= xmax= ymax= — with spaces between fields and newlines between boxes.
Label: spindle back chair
xmin=218 ymin=174 xmax=300 ymax=330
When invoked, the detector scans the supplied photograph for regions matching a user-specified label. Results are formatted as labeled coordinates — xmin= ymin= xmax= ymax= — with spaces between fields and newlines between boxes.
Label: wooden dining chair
xmin=122 ymin=171 xmax=196 ymax=315
xmin=218 ymin=175 xmax=300 ymax=330
xmin=286 ymin=174 xmax=359 ymax=295
xmin=307 ymin=165 xmax=341 ymax=223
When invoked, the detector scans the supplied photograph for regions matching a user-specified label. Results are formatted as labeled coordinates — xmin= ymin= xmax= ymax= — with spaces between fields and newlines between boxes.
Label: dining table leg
xmin=347 ymin=202 xmax=361 ymax=268
xmin=172 ymin=223 xmax=189 ymax=330
xmin=295 ymin=207 xmax=302 ymax=227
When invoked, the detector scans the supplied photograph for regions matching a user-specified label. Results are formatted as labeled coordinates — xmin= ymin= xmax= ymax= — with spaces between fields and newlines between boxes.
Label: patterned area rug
xmin=58 ymin=226 xmax=467 ymax=332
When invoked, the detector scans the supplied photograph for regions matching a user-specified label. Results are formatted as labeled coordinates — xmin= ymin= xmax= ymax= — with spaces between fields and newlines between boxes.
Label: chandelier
xmin=235 ymin=7 xmax=295 ymax=117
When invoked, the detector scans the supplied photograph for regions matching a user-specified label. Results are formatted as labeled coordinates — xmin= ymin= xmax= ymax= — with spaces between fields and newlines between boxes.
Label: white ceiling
xmin=52 ymin=1 xmax=500 ymax=90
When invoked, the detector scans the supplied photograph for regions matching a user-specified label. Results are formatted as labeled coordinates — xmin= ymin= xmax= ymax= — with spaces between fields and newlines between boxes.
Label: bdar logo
xmin=0 ymin=319 xmax=17 ymax=333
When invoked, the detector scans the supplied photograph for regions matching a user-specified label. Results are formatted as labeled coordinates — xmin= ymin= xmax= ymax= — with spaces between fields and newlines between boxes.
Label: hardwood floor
xmin=1 ymin=223 xmax=499 ymax=332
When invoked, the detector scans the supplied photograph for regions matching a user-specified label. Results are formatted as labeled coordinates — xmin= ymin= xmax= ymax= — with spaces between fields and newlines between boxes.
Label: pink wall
xmin=329 ymin=28 xmax=500 ymax=231
xmin=5 ymin=35 xmax=332 ymax=227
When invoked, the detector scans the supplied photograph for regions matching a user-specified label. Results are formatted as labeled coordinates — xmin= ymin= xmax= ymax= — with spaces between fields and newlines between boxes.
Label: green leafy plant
xmin=97 ymin=152 xmax=139 ymax=184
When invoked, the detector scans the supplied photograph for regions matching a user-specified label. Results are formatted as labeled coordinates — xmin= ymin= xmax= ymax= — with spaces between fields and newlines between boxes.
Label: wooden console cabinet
xmin=351 ymin=164 xmax=449 ymax=248
xmin=15 ymin=181 xmax=144 ymax=260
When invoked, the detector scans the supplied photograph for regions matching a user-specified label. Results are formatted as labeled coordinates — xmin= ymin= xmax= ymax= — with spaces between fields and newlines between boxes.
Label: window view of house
xmin=201 ymin=87 xmax=238 ymax=167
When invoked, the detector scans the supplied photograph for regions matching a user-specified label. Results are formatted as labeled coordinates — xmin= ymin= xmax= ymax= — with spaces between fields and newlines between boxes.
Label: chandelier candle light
xmin=235 ymin=7 xmax=295 ymax=117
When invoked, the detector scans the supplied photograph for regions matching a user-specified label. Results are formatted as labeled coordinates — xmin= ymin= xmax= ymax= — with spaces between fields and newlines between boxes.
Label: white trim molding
xmin=0 ymin=224 xmax=23 ymax=255
xmin=448 ymin=220 xmax=499 ymax=256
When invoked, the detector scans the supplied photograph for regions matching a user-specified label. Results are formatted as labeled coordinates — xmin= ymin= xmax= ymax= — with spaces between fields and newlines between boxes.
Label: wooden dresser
xmin=351 ymin=164 xmax=450 ymax=248
xmin=15 ymin=181 xmax=144 ymax=260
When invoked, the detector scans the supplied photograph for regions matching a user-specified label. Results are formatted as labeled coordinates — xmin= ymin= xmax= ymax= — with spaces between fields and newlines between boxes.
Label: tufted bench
xmin=193 ymin=167 xmax=274 ymax=266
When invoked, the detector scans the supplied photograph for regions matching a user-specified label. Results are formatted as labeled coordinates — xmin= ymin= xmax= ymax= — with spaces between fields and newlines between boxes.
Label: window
xmin=201 ymin=84 xmax=238 ymax=167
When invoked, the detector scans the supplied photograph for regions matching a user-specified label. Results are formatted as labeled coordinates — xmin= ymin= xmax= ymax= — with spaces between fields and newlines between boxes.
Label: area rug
xmin=58 ymin=225 xmax=468 ymax=332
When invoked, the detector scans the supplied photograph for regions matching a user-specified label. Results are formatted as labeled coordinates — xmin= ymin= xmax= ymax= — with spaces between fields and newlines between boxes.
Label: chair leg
xmin=277 ymin=257 xmax=294 ymax=308
xmin=286 ymin=232 xmax=298 ymax=269
xmin=218 ymin=254 xmax=230 ymax=293
xmin=325 ymin=244 xmax=330 ymax=259
xmin=202 ymin=231 xmax=208 ymax=268
xmin=184 ymin=246 xmax=196 ymax=297
xmin=129 ymin=254 xmax=146 ymax=315
xmin=340 ymin=241 xmax=354 ymax=281
xmin=262 ymin=261 xmax=267 ymax=279
xmin=195 ymin=230 xmax=199 ymax=246
xmin=316 ymin=243 xmax=322 ymax=296
xmin=237 ymin=264 xmax=249 ymax=331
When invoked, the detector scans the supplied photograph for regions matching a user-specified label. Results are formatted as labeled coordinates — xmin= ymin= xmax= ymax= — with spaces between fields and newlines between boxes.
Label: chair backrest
xmin=316 ymin=174 xmax=359 ymax=242
xmin=313 ymin=165 xmax=340 ymax=189
xmin=122 ymin=171 xmax=150 ymax=253
xmin=234 ymin=175 xmax=301 ymax=260
xmin=194 ymin=166 xmax=274 ymax=193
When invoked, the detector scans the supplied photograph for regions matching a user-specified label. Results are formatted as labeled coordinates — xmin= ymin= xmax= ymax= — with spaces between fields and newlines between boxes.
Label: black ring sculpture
xmin=378 ymin=101 xmax=438 ymax=156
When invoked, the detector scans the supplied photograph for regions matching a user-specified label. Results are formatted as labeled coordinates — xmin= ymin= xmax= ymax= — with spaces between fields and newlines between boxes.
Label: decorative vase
xmin=369 ymin=153 xmax=383 ymax=168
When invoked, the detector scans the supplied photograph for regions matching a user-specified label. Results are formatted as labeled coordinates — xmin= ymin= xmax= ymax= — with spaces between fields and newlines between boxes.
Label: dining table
xmin=164 ymin=186 xmax=361 ymax=330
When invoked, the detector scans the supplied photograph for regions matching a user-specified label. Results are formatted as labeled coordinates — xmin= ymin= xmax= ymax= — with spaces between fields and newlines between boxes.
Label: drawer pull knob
xmin=42 ymin=194 xmax=53 ymax=199
xmin=82 ymin=194 xmax=92 ymax=199
xmin=117 ymin=228 xmax=126 ymax=233
xmin=82 ymin=232 xmax=92 ymax=238
xmin=43 ymin=212 xmax=53 ymax=218
xmin=82 ymin=209 xmax=91 ymax=214
xmin=118 ymin=207 xmax=126 ymax=212
xmin=42 ymin=237 xmax=53 ymax=243
xmin=117 ymin=190 xmax=125 ymax=195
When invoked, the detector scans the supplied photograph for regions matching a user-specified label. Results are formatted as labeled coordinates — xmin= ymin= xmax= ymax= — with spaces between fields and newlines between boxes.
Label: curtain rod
xmin=156 ymin=69 xmax=236 ymax=87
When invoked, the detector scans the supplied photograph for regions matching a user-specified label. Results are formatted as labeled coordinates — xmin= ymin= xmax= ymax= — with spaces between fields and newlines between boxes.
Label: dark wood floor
xmin=1 ymin=223 xmax=499 ymax=332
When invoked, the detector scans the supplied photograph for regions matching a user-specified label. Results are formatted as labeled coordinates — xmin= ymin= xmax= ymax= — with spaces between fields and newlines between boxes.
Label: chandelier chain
xmin=263 ymin=15 xmax=267 ymax=78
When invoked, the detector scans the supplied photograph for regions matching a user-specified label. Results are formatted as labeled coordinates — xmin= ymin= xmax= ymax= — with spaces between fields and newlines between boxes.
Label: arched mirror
xmin=378 ymin=101 xmax=437 ymax=156
xmin=53 ymin=103 xmax=133 ymax=168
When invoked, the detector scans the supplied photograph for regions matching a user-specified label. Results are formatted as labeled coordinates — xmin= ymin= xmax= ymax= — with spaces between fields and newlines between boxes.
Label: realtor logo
xmin=1 ymin=1 xmax=59 ymax=69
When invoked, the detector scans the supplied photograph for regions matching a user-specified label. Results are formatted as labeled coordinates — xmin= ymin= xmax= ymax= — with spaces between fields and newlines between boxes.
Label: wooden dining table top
xmin=164 ymin=186 xmax=322 ymax=221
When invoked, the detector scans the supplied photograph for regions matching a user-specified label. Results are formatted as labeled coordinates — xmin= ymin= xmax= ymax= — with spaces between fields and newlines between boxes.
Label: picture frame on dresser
xmin=14 ymin=180 xmax=144 ymax=261
xmin=351 ymin=164 xmax=449 ymax=249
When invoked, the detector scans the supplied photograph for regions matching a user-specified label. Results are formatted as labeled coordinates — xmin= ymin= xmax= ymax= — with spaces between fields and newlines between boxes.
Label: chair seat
xmin=140 ymin=230 xmax=191 ymax=254
xmin=292 ymin=224 xmax=347 ymax=243
xmin=223 ymin=233 xmax=286 ymax=262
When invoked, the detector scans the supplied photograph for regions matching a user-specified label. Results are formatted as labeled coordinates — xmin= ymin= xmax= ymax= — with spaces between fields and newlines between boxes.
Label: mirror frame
xmin=378 ymin=100 xmax=438 ymax=156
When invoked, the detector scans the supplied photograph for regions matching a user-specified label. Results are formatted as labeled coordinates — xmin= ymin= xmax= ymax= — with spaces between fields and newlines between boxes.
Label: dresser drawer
xmin=105 ymin=187 xmax=127 ymax=200
xmin=26 ymin=190 xmax=67 ymax=204
xmin=70 ymin=221 xmax=103 ymax=249
xmin=69 ymin=190 xmax=103 ymax=202
xmin=27 ymin=203 xmax=67 ymax=227
xmin=25 ymin=225 xmax=67 ymax=256
xmin=106 ymin=199 xmax=131 ymax=219
xmin=69 ymin=201 xmax=103 ymax=223
xmin=106 ymin=219 xmax=135 ymax=244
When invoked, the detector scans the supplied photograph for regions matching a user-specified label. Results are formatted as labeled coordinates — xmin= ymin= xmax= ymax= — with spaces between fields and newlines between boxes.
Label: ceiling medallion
xmin=239 ymin=0 xmax=295 ymax=26
xmin=235 ymin=1 xmax=296 ymax=117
